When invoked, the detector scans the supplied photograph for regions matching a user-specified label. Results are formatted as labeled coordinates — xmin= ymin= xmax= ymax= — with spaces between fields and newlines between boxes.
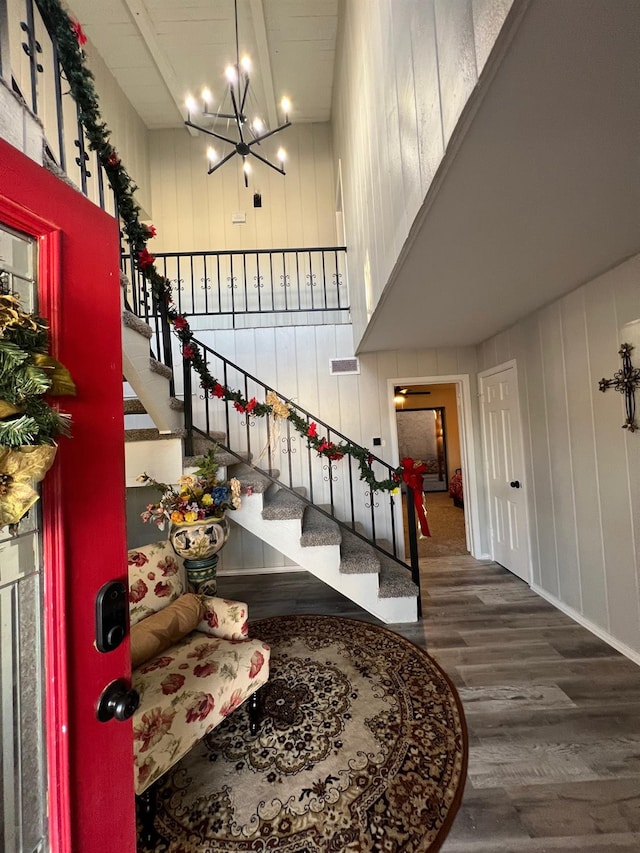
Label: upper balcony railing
xmin=121 ymin=246 xmax=350 ymax=331
xmin=3 ymin=0 xmax=119 ymax=218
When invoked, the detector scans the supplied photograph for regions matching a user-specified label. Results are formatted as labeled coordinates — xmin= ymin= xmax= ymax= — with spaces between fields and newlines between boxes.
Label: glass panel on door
xmin=0 ymin=224 xmax=47 ymax=853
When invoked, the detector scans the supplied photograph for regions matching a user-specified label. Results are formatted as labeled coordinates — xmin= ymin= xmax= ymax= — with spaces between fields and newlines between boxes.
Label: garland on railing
xmin=34 ymin=0 xmax=405 ymax=494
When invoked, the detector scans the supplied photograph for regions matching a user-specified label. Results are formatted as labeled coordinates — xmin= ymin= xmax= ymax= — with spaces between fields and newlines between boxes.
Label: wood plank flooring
xmin=219 ymin=556 xmax=640 ymax=852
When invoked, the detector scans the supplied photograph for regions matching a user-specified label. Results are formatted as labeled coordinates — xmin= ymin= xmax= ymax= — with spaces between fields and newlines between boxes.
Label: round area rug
xmin=154 ymin=614 xmax=467 ymax=852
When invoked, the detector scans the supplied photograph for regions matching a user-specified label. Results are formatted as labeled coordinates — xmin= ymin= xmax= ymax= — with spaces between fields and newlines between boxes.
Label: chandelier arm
xmin=207 ymin=150 xmax=238 ymax=175
xmin=185 ymin=122 xmax=238 ymax=146
xmin=249 ymin=149 xmax=285 ymax=175
xmin=229 ymin=87 xmax=245 ymax=137
xmin=247 ymin=121 xmax=292 ymax=147
xmin=202 ymin=110 xmax=237 ymax=121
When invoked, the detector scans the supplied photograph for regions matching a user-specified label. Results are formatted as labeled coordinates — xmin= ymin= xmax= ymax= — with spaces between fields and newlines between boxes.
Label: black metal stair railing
xmin=181 ymin=339 xmax=422 ymax=609
xmin=121 ymin=246 xmax=349 ymax=328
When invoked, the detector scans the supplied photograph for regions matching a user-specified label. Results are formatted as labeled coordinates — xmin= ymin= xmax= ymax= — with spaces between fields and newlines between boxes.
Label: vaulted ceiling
xmin=67 ymin=0 xmax=338 ymax=129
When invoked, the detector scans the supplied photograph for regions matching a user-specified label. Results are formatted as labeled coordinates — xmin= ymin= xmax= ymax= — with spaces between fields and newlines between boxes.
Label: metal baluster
xmin=405 ymin=487 xmax=421 ymax=613
xmin=347 ymin=456 xmax=356 ymax=530
xmin=51 ymin=36 xmax=66 ymax=171
xmin=73 ymin=115 xmax=91 ymax=194
xmin=321 ymin=251 xmax=328 ymax=309
xmin=242 ymin=253 xmax=248 ymax=317
xmin=295 ymin=251 xmax=301 ymax=310
xmin=190 ymin=255 xmax=195 ymax=315
xmin=216 ymin=254 xmax=222 ymax=314
xmin=203 ymin=255 xmax=209 ymax=314
xmin=21 ymin=0 xmax=43 ymax=113
xmin=183 ymin=358 xmax=193 ymax=457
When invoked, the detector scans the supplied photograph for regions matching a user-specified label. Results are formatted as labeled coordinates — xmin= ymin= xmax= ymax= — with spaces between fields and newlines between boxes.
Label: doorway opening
xmin=388 ymin=374 xmax=483 ymax=561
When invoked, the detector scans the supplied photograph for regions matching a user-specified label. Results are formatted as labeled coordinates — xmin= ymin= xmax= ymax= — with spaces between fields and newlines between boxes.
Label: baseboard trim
xmin=531 ymin=583 xmax=640 ymax=667
xmin=218 ymin=565 xmax=302 ymax=577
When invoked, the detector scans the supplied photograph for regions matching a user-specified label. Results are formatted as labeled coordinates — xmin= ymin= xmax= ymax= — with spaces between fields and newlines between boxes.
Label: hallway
xmin=222 ymin=556 xmax=640 ymax=851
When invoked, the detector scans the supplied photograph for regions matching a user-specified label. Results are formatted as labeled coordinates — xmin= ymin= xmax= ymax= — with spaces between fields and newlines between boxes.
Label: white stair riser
xmin=122 ymin=324 xmax=182 ymax=434
xmin=233 ymin=494 xmax=417 ymax=624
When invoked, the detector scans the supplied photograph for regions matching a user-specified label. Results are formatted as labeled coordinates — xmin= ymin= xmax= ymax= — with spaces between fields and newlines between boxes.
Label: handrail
xmin=182 ymin=336 xmax=422 ymax=607
xmin=121 ymin=246 xmax=349 ymax=329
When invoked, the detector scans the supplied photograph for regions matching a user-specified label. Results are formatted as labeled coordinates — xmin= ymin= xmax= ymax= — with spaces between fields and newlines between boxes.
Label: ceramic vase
xmin=169 ymin=514 xmax=230 ymax=595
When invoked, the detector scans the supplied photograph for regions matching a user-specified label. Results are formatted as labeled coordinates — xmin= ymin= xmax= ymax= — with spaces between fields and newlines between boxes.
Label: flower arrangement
xmin=138 ymin=448 xmax=241 ymax=529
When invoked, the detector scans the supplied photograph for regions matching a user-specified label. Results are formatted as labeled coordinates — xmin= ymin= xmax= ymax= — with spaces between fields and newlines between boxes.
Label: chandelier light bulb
xmin=280 ymin=97 xmax=291 ymax=120
xmin=185 ymin=95 xmax=197 ymax=117
xmin=240 ymin=55 xmax=251 ymax=74
xmin=277 ymin=147 xmax=287 ymax=163
xmin=243 ymin=160 xmax=252 ymax=175
xmin=252 ymin=118 xmax=264 ymax=133
xmin=225 ymin=65 xmax=237 ymax=84
xmin=201 ymin=87 xmax=213 ymax=105
xmin=207 ymin=147 xmax=218 ymax=163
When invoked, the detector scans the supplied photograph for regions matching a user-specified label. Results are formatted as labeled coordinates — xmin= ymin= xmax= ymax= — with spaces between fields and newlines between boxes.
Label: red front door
xmin=0 ymin=139 xmax=136 ymax=851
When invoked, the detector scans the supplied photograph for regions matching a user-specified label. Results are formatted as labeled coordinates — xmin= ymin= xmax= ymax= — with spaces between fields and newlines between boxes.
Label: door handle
xmin=510 ymin=480 xmax=521 ymax=489
xmin=96 ymin=678 xmax=140 ymax=722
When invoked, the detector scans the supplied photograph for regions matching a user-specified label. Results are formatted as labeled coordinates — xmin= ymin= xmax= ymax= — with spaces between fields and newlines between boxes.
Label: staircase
xmin=122 ymin=308 xmax=419 ymax=624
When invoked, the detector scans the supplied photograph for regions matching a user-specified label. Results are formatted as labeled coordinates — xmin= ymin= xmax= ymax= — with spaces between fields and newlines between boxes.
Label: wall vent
xmin=329 ymin=357 xmax=360 ymax=376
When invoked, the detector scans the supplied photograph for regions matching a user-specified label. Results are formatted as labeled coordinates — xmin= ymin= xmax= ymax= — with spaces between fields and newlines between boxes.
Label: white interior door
xmin=480 ymin=364 xmax=530 ymax=582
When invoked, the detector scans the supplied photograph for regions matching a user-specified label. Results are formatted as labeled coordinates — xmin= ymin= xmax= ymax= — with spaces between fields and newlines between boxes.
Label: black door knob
xmin=96 ymin=678 xmax=140 ymax=723
xmin=510 ymin=480 xmax=521 ymax=489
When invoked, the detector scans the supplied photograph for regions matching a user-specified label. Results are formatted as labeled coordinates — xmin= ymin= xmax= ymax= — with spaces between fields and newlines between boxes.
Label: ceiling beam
xmin=249 ymin=0 xmax=278 ymax=129
xmin=122 ymin=0 xmax=197 ymax=134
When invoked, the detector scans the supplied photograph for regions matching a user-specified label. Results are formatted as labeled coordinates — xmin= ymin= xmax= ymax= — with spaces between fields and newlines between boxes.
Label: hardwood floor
xmin=220 ymin=556 xmax=640 ymax=852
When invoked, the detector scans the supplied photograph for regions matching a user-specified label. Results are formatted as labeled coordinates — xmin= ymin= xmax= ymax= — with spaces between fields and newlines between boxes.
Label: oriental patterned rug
xmin=153 ymin=614 xmax=467 ymax=853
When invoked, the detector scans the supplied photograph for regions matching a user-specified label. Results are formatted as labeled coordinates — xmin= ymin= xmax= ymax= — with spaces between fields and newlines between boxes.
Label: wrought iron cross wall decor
xmin=598 ymin=343 xmax=640 ymax=432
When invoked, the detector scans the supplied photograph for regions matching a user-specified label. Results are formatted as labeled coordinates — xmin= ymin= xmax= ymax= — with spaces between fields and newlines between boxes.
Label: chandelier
xmin=184 ymin=0 xmax=292 ymax=188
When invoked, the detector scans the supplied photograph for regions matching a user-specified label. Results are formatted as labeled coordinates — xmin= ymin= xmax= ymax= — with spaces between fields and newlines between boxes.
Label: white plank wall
xmin=331 ymin=0 xmax=514 ymax=347
xmin=477 ymin=253 xmax=640 ymax=658
xmin=147 ymin=123 xmax=337 ymax=253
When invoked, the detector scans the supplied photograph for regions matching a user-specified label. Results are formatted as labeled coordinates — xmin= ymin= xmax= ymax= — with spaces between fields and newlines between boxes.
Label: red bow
xmin=401 ymin=457 xmax=431 ymax=537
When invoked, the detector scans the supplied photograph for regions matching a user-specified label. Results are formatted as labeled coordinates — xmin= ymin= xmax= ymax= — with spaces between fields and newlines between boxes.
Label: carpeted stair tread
xmin=150 ymin=357 xmax=173 ymax=380
xmin=262 ymin=488 xmax=307 ymax=520
xmin=122 ymin=309 xmax=153 ymax=339
xmin=169 ymin=397 xmax=185 ymax=411
xmin=339 ymin=536 xmax=381 ymax=574
xmin=300 ymin=508 xmax=342 ymax=547
xmin=191 ymin=433 xmax=229 ymax=454
xmin=378 ymin=558 xmax=419 ymax=599
xmin=124 ymin=398 xmax=146 ymax=414
xmin=230 ymin=465 xmax=279 ymax=494
xmin=125 ymin=428 xmax=186 ymax=442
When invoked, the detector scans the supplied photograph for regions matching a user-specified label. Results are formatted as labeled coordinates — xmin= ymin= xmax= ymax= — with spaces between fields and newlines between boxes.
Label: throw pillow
xmin=130 ymin=593 xmax=205 ymax=668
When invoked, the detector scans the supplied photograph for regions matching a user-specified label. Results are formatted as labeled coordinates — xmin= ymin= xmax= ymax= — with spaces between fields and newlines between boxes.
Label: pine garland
xmin=0 ymin=295 xmax=75 ymax=447
xmin=34 ymin=0 xmax=403 ymax=493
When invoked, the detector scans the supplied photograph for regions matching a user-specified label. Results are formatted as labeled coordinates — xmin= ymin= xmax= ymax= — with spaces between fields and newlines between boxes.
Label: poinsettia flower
xmin=183 ymin=344 xmax=195 ymax=360
xmin=317 ymin=439 xmax=329 ymax=453
xmin=70 ymin=19 xmax=87 ymax=45
xmin=173 ymin=315 xmax=188 ymax=330
xmin=138 ymin=248 xmax=155 ymax=269
xmin=144 ymin=224 xmax=157 ymax=238
xmin=212 ymin=382 xmax=225 ymax=398
xmin=307 ymin=422 xmax=318 ymax=438
xmin=245 ymin=397 xmax=257 ymax=413
xmin=234 ymin=400 xmax=246 ymax=413
xmin=185 ymin=692 xmax=215 ymax=723
xmin=106 ymin=151 xmax=120 ymax=168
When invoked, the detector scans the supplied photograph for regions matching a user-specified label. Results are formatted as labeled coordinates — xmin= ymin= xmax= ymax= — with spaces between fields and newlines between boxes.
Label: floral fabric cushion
xmin=197 ymin=597 xmax=250 ymax=641
xmin=128 ymin=541 xmax=186 ymax=626
xmin=132 ymin=632 xmax=270 ymax=794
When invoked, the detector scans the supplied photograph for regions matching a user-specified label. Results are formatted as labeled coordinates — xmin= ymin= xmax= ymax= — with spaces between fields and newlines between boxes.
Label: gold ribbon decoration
xmin=0 ymin=444 xmax=58 ymax=529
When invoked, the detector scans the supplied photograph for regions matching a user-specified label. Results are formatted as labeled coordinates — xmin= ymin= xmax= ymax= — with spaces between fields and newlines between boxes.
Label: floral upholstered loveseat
xmin=127 ymin=540 xmax=270 ymax=843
